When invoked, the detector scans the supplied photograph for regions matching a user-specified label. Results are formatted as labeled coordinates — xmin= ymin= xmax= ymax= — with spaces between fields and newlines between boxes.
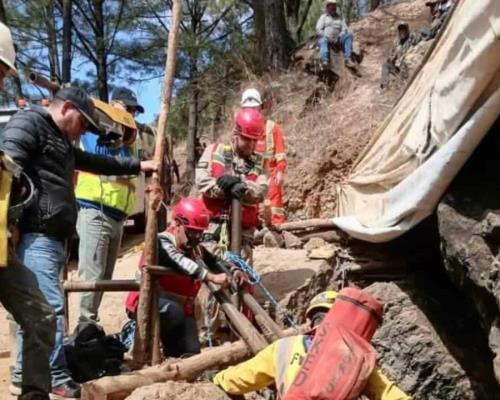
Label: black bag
xmin=64 ymin=321 xmax=126 ymax=383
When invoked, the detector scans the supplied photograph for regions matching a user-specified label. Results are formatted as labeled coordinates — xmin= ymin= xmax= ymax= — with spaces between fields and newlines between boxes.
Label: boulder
xmin=437 ymin=119 xmax=500 ymax=384
xmin=366 ymin=282 xmax=490 ymax=399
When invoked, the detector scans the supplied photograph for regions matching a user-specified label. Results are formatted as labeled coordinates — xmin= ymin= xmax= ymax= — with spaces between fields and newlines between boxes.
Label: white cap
xmin=324 ymin=0 xmax=337 ymax=5
xmin=240 ymin=88 xmax=262 ymax=108
xmin=0 ymin=23 xmax=17 ymax=76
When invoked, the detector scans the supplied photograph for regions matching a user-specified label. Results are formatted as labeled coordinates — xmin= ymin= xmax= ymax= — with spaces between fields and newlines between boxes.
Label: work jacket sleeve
xmin=74 ymin=148 xmax=141 ymax=176
xmin=195 ymin=145 xmax=225 ymax=199
xmin=213 ymin=341 xmax=278 ymax=394
xmin=0 ymin=117 xmax=38 ymax=169
xmin=273 ymin=124 xmax=287 ymax=173
xmin=341 ymin=19 xmax=349 ymax=35
xmin=363 ymin=367 xmax=412 ymax=400
xmin=316 ymin=14 xmax=326 ymax=36
xmin=242 ymin=172 xmax=268 ymax=204
xmin=158 ymin=232 xmax=208 ymax=280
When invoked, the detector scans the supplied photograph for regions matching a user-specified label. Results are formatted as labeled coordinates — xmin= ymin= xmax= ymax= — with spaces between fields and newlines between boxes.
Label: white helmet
xmin=240 ymin=88 xmax=262 ymax=108
xmin=324 ymin=0 xmax=337 ymax=6
xmin=0 ymin=22 xmax=17 ymax=76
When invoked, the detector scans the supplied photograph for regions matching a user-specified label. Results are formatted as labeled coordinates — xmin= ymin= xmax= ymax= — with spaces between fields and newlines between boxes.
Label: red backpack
xmin=283 ymin=287 xmax=384 ymax=400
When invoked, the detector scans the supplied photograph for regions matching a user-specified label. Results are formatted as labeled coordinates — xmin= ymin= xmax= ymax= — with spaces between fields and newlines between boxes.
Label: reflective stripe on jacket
xmin=195 ymin=143 xmax=267 ymax=229
xmin=213 ymin=334 xmax=412 ymax=400
xmin=256 ymin=120 xmax=287 ymax=175
xmin=75 ymin=133 xmax=138 ymax=215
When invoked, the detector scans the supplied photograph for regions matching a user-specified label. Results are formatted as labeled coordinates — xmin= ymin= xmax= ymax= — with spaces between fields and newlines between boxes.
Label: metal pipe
xmin=144 ymin=265 xmax=177 ymax=275
xmin=28 ymin=72 xmax=60 ymax=94
xmin=63 ymin=280 xmax=139 ymax=292
xmin=231 ymin=198 xmax=242 ymax=255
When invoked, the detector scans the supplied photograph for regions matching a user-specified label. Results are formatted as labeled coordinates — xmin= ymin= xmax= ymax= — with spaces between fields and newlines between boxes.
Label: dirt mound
xmin=125 ymin=381 xmax=229 ymax=400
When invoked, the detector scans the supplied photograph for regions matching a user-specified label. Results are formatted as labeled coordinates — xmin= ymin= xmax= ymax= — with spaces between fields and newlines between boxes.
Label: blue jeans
xmin=13 ymin=233 xmax=73 ymax=387
xmin=318 ymin=32 xmax=353 ymax=62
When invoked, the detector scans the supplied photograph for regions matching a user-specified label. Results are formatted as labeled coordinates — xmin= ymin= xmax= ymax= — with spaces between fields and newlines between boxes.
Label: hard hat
xmin=0 ymin=23 xmax=17 ymax=76
xmin=234 ymin=108 xmax=265 ymax=140
xmin=305 ymin=290 xmax=338 ymax=319
xmin=172 ymin=197 xmax=210 ymax=231
xmin=324 ymin=0 xmax=337 ymax=6
xmin=240 ymin=88 xmax=262 ymax=108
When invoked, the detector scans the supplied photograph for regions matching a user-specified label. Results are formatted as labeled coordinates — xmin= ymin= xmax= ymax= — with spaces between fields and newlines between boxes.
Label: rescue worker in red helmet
xmin=195 ymin=107 xmax=268 ymax=263
xmin=125 ymin=197 xmax=246 ymax=357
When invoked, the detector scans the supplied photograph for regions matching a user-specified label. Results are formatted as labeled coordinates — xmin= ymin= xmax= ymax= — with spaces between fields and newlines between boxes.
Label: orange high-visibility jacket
xmin=256 ymin=120 xmax=287 ymax=175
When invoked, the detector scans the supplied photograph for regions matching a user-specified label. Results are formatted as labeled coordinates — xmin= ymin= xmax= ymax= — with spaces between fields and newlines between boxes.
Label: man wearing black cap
xmin=0 ymin=86 xmax=157 ymax=399
xmin=75 ymin=87 xmax=146 ymax=326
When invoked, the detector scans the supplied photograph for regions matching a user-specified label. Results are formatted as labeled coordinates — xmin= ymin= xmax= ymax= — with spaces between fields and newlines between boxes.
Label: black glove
xmin=229 ymin=182 xmax=247 ymax=199
xmin=216 ymin=175 xmax=241 ymax=193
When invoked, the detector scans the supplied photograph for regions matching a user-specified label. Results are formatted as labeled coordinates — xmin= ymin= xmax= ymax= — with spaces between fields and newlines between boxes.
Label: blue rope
xmin=225 ymin=251 xmax=300 ymax=332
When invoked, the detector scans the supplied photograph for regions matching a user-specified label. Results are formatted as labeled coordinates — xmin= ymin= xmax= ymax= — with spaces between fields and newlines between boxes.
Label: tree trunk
xmin=62 ymin=0 xmax=72 ymax=85
xmin=250 ymin=0 xmax=266 ymax=73
xmin=264 ymin=0 xmax=290 ymax=71
xmin=93 ymin=0 xmax=108 ymax=100
xmin=0 ymin=0 xmax=23 ymax=99
xmin=45 ymin=0 xmax=61 ymax=82
xmin=185 ymin=56 xmax=199 ymax=184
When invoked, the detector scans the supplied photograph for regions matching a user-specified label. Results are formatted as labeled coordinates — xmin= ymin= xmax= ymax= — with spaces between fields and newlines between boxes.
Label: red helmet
xmin=172 ymin=197 xmax=210 ymax=231
xmin=234 ymin=108 xmax=265 ymax=140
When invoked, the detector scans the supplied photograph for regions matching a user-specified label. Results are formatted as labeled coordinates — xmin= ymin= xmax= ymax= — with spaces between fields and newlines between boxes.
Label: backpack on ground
xmin=283 ymin=287 xmax=384 ymax=400
xmin=64 ymin=321 xmax=127 ymax=383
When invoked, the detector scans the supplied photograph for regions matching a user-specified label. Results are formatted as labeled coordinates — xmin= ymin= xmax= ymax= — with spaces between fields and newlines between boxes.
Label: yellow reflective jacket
xmin=213 ymin=334 xmax=411 ymax=400
xmin=75 ymin=134 xmax=138 ymax=216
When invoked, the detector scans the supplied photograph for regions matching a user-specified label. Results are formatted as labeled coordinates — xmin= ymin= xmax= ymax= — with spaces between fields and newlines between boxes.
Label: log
xmin=133 ymin=0 xmax=182 ymax=368
xmin=206 ymin=282 xmax=267 ymax=354
xmin=81 ymin=326 xmax=302 ymax=400
xmin=277 ymin=218 xmax=337 ymax=232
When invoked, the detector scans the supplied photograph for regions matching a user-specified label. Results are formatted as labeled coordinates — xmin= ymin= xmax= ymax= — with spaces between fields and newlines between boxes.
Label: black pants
xmin=158 ymin=297 xmax=201 ymax=358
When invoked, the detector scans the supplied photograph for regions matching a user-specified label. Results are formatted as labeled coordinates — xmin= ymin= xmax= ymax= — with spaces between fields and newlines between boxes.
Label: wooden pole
xmin=276 ymin=218 xmax=337 ymax=232
xmin=133 ymin=0 xmax=183 ymax=368
xmin=81 ymin=326 xmax=303 ymax=400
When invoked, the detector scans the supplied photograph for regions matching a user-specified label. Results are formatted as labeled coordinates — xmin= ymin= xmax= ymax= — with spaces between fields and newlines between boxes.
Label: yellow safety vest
xmin=275 ymin=335 xmax=307 ymax=398
xmin=75 ymin=141 xmax=138 ymax=215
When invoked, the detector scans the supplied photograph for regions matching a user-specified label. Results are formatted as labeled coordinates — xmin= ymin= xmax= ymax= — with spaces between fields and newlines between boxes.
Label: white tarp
xmin=332 ymin=0 xmax=500 ymax=243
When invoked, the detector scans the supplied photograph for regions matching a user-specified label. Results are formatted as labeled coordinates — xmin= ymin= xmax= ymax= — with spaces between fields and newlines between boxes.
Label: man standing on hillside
xmin=316 ymin=0 xmax=357 ymax=69
xmin=240 ymin=88 xmax=287 ymax=225
xmin=2 ymin=86 xmax=157 ymax=399
xmin=0 ymin=22 xmax=56 ymax=400
xmin=76 ymin=87 xmax=146 ymax=325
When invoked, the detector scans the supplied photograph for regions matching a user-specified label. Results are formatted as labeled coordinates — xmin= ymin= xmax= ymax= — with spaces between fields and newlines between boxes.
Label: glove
xmin=216 ymin=175 xmax=241 ymax=193
xmin=229 ymin=182 xmax=247 ymax=199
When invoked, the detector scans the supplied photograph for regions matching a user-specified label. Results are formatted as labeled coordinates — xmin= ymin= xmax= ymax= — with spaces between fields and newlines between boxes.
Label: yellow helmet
xmin=305 ymin=290 xmax=338 ymax=319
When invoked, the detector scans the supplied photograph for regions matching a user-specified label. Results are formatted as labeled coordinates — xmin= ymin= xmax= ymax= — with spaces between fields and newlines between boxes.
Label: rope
xmin=204 ymin=295 xmax=217 ymax=348
xmin=225 ymin=251 xmax=301 ymax=332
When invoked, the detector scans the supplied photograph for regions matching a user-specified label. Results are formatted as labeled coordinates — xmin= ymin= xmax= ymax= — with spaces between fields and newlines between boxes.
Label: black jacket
xmin=0 ymin=106 xmax=141 ymax=239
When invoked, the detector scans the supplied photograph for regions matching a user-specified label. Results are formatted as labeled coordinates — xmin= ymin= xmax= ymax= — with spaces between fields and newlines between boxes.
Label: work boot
xmin=345 ymin=59 xmax=357 ymax=69
xmin=10 ymin=380 xmax=22 ymax=396
xmin=18 ymin=388 xmax=50 ymax=400
xmin=321 ymin=59 xmax=330 ymax=70
xmin=50 ymin=380 xmax=81 ymax=399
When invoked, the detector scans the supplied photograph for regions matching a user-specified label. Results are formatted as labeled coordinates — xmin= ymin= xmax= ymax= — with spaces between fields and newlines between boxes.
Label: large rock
xmin=366 ymin=282 xmax=493 ymax=399
xmin=125 ymin=382 xmax=230 ymax=400
xmin=437 ymin=118 xmax=500 ymax=384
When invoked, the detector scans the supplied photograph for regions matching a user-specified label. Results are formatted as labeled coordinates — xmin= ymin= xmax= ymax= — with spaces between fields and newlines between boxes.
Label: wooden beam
xmin=132 ymin=0 xmax=183 ymax=368
xmin=81 ymin=326 xmax=302 ymax=400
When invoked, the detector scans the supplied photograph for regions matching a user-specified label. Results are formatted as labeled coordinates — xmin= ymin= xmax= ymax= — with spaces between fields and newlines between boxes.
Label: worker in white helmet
xmin=0 ymin=22 xmax=57 ymax=400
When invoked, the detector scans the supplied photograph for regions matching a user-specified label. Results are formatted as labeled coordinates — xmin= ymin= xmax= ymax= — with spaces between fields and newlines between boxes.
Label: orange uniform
xmin=256 ymin=120 xmax=287 ymax=225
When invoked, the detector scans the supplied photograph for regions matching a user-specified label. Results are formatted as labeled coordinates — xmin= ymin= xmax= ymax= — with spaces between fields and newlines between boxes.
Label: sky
xmin=129 ymin=76 xmax=164 ymax=125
